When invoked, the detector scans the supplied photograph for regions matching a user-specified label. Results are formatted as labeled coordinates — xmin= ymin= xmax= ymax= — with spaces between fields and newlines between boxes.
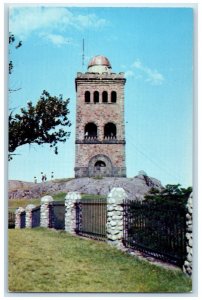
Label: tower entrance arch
xmin=88 ymin=154 xmax=113 ymax=177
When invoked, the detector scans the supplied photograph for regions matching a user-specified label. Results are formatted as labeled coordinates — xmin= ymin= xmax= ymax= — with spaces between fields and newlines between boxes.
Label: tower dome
xmin=87 ymin=55 xmax=112 ymax=74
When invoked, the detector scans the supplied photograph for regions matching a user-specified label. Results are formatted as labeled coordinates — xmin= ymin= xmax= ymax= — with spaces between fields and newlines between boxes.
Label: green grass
xmin=8 ymin=192 xmax=106 ymax=212
xmin=8 ymin=198 xmax=41 ymax=212
xmin=52 ymin=192 xmax=66 ymax=202
xmin=81 ymin=193 xmax=106 ymax=199
xmin=8 ymin=228 xmax=192 ymax=293
xmin=8 ymin=192 xmax=67 ymax=210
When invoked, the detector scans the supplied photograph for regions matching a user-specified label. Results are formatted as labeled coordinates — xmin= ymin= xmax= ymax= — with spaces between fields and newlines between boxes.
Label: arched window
xmin=84 ymin=123 xmax=97 ymax=139
xmin=104 ymin=123 xmax=117 ymax=139
xmin=85 ymin=91 xmax=90 ymax=103
xmin=102 ymin=91 xmax=108 ymax=103
xmin=94 ymin=91 xmax=99 ymax=103
xmin=111 ymin=91 xmax=117 ymax=103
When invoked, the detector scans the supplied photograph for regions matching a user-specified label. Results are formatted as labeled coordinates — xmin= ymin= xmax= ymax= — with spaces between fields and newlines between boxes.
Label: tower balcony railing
xmin=76 ymin=136 xmax=125 ymax=144
xmin=103 ymin=135 xmax=117 ymax=140
xmin=84 ymin=135 xmax=98 ymax=140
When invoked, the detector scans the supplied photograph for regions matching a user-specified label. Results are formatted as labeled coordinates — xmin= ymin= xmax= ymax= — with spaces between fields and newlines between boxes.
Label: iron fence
xmin=122 ymin=200 xmax=187 ymax=266
xmin=8 ymin=211 xmax=15 ymax=228
xmin=49 ymin=202 xmax=65 ymax=230
xmin=32 ymin=206 xmax=41 ymax=228
xmin=75 ymin=198 xmax=107 ymax=240
xmin=20 ymin=211 xmax=26 ymax=228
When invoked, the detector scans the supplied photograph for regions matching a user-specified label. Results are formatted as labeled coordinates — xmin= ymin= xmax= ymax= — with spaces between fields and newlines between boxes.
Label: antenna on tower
xmin=82 ymin=38 xmax=85 ymax=68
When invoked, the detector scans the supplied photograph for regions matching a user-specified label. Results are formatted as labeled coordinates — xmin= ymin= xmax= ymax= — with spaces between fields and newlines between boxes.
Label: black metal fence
xmin=8 ymin=211 xmax=15 ymax=228
xmin=32 ymin=206 xmax=41 ymax=228
xmin=122 ymin=200 xmax=187 ymax=266
xmin=49 ymin=202 xmax=65 ymax=230
xmin=20 ymin=211 xmax=26 ymax=228
xmin=75 ymin=198 xmax=107 ymax=240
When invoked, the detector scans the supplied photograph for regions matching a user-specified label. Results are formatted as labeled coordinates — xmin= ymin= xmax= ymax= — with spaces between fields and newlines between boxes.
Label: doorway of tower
xmin=88 ymin=154 xmax=113 ymax=177
xmin=94 ymin=160 xmax=106 ymax=176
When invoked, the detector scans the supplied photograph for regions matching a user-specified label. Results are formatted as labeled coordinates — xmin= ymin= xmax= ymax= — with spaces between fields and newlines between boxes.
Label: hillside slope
xmin=8 ymin=175 xmax=162 ymax=200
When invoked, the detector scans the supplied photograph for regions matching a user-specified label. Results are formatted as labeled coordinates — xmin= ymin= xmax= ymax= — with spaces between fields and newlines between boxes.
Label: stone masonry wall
xmin=75 ymin=143 xmax=125 ymax=168
xmin=15 ymin=207 xmax=25 ymax=229
xmin=183 ymin=192 xmax=193 ymax=276
xmin=65 ymin=192 xmax=81 ymax=234
xmin=76 ymin=99 xmax=125 ymax=141
xmin=106 ymin=187 xmax=127 ymax=247
xmin=40 ymin=195 xmax=53 ymax=228
xmin=75 ymin=72 xmax=126 ymax=178
xmin=25 ymin=204 xmax=36 ymax=228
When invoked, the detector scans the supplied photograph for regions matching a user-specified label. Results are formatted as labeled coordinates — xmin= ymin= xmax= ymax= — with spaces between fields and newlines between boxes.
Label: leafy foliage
xmin=9 ymin=32 xmax=22 ymax=75
xmin=144 ymin=184 xmax=192 ymax=205
xmin=9 ymin=90 xmax=71 ymax=160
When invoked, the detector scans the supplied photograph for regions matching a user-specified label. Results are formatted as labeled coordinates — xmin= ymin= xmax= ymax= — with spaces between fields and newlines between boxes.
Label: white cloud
xmin=145 ymin=69 xmax=164 ymax=85
xmin=9 ymin=7 xmax=69 ymax=39
xmin=9 ymin=6 xmax=108 ymax=40
xmin=76 ymin=13 xmax=107 ymax=29
xmin=40 ymin=33 xmax=71 ymax=47
xmin=131 ymin=59 xmax=165 ymax=85
xmin=132 ymin=59 xmax=142 ymax=69
xmin=125 ymin=70 xmax=134 ymax=78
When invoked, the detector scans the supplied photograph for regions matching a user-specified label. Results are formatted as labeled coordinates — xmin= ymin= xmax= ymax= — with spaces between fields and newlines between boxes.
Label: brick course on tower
xmin=74 ymin=55 xmax=126 ymax=178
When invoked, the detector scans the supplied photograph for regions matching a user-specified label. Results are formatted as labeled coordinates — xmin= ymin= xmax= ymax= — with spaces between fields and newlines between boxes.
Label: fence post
xmin=183 ymin=192 xmax=193 ymax=276
xmin=40 ymin=195 xmax=53 ymax=228
xmin=107 ymin=187 xmax=127 ymax=248
xmin=15 ymin=207 xmax=25 ymax=229
xmin=65 ymin=192 xmax=81 ymax=234
xmin=25 ymin=204 xmax=36 ymax=228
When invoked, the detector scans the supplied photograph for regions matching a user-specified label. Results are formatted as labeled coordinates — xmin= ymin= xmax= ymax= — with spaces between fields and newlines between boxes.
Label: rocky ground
xmin=8 ymin=175 xmax=162 ymax=200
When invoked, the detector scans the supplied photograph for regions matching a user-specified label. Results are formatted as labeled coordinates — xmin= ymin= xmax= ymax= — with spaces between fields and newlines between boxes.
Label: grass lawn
xmin=8 ymin=228 xmax=192 ymax=293
xmin=8 ymin=193 xmax=106 ymax=212
xmin=8 ymin=193 xmax=66 ymax=211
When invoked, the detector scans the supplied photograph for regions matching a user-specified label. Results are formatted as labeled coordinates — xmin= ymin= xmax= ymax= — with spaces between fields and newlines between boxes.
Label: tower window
xmin=102 ymin=91 xmax=108 ymax=103
xmin=104 ymin=123 xmax=117 ymax=139
xmin=85 ymin=91 xmax=90 ymax=103
xmin=94 ymin=91 xmax=99 ymax=103
xmin=111 ymin=91 xmax=117 ymax=103
xmin=84 ymin=123 xmax=97 ymax=139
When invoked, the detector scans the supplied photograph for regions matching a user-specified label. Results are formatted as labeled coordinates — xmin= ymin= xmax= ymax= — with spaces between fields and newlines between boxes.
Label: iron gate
xmin=49 ymin=202 xmax=65 ymax=230
xmin=32 ymin=206 xmax=41 ymax=228
xmin=20 ymin=211 xmax=26 ymax=228
xmin=76 ymin=198 xmax=107 ymax=240
xmin=122 ymin=200 xmax=187 ymax=266
xmin=8 ymin=211 xmax=15 ymax=228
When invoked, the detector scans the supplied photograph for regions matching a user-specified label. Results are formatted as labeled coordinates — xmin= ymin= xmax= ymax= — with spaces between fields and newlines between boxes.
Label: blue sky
xmin=8 ymin=6 xmax=193 ymax=187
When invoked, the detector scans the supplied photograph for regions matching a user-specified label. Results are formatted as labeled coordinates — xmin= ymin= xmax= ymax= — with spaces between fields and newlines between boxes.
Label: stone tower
xmin=74 ymin=55 xmax=126 ymax=178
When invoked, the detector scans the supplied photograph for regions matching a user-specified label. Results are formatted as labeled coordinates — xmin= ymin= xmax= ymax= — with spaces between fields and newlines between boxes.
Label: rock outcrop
xmin=8 ymin=175 xmax=162 ymax=200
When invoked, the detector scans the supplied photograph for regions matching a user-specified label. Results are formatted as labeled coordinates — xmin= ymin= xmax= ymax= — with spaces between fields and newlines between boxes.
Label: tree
xmin=8 ymin=33 xmax=71 ymax=160
xmin=9 ymin=90 xmax=71 ymax=160
xmin=144 ymin=184 xmax=192 ymax=205
xmin=9 ymin=32 xmax=22 ymax=91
